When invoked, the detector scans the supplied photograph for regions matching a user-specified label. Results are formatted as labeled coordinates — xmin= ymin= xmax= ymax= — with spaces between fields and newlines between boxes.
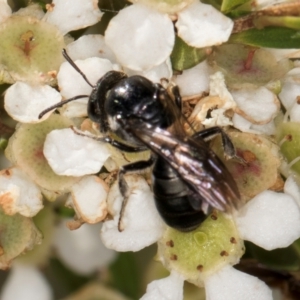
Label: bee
xmin=39 ymin=49 xmax=240 ymax=232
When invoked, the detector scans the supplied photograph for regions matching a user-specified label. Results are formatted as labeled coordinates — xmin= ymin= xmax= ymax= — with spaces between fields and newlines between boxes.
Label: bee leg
xmin=192 ymin=126 xmax=244 ymax=162
xmin=117 ymin=155 xmax=155 ymax=232
xmin=70 ymin=126 xmax=148 ymax=153
xmin=170 ymin=85 xmax=182 ymax=110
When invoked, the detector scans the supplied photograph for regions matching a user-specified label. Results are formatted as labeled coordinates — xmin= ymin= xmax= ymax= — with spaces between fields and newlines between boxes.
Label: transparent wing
xmin=125 ymin=120 xmax=240 ymax=213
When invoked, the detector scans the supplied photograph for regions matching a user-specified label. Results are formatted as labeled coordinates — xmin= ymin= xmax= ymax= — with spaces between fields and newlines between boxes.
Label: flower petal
xmin=53 ymin=221 xmax=116 ymax=275
xmin=4 ymin=82 xmax=62 ymax=123
xmin=140 ymin=271 xmax=184 ymax=300
xmin=57 ymin=57 xmax=120 ymax=118
xmin=174 ymin=60 xmax=210 ymax=97
xmin=232 ymin=87 xmax=279 ymax=124
xmin=235 ymin=190 xmax=300 ymax=250
xmin=43 ymin=128 xmax=111 ymax=176
xmin=101 ymin=174 xmax=165 ymax=252
xmin=188 ymin=71 xmax=235 ymax=128
xmin=284 ymin=175 xmax=300 ymax=207
xmin=58 ymin=57 xmax=119 ymax=99
xmin=66 ymin=34 xmax=117 ymax=62
xmin=1 ymin=264 xmax=52 ymax=300
xmin=279 ymin=80 xmax=300 ymax=110
xmin=69 ymin=175 xmax=108 ymax=224
xmin=0 ymin=0 xmax=12 ymax=23
xmin=105 ymin=4 xmax=174 ymax=71
xmin=232 ymin=113 xmax=276 ymax=135
xmin=43 ymin=0 xmax=103 ymax=35
xmin=124 ymin=58 xmax=172 ymax=83
xmin=176 ymin=2 xmax=233 ymax=48
xmin=204 ymin=265 xmax=272 ymax=300
xmin=0 ymin=167 xmax=43 ymax=217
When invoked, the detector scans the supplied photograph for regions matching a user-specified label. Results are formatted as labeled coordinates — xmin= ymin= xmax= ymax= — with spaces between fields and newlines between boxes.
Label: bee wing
xmin=128 ymin=121 xmax=240 ymax=213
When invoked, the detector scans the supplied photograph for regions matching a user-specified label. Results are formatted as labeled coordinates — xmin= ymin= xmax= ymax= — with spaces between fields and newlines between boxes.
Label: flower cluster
xmin=1 ymin=0 xmax=300 ymax=299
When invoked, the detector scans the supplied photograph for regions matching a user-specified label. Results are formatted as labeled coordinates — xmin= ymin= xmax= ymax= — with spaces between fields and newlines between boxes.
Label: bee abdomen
xmin=153 ymin=160 xmax=206 ymax=231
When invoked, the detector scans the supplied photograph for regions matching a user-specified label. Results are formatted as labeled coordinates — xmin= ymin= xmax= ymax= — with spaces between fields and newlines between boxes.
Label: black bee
xmin=39 ymin=49 xmax=240 ymax=232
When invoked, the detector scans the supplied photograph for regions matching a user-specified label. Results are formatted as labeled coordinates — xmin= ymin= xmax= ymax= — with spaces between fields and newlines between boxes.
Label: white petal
xmin=202 ymin=108 xmax=233 ymax=127
xmin=57 ymin=57 xmax=120 ymax=118
xmin=43 ymin=128 xmax=111 ymax=176
xmin=174 ymin=60 xmax=211 ymax=97
xmin=58 ymin=57 xmax=119 ymax=99
xmin=70 ymin=175 xmax=108 ymax=223
xmin=0 ymin=0 xmax=11 ymax=23
xmin=66 ymin=34 xmax=117 ymax=62
xmin=124 ymin=58 xmax=172 ymax=83
xmin=251 ymin=120 xmax=276 ymax=135
xmin=105 ymin=4 xmax=174 ymax=71
xmin=53 ymin=221 xmax=116 ymax=275
xmin=204 ymin=265 xmax=272 ymax=300
xmin=101 ymin=174 xmax=165 ymax=252
xmin=232 ymin=113 xmax=254 ymax=133
xmin=1 ymin=264 xmax=52 ymax=300
xmin=0 ymin=167 xmax=43 ymax=217
xmin=43 ymin=0 xmax=103 ymax=35
xmin=232 ymin=87 xmax=279 ymax=124
xmin=209 ymin=72 xmax=235 ymax=109
xmin=140 ymin=271 xmax=184 ymax=300
xmin=284 ymin=175 xmax=300 ymax=207
xmin=176 ymin=2 xmax=233 ymax=48
xmin=4 ymin=82 xmax=62 ymax=123
xmin=189 ymin=71 xmax=235 ymax=127
xmin=59 ymin=102 xmax=88 ymax=119
xmin=14 ymin=3 xmax=45 ymax=19
xmin=232 ymin=114 xmax=276 ymax=135
xmin=279 ymin=81 xmax=300 ymax=110
xmin=235 ymin=190 xmax=300 ymax=250
xmin=289 ymin=101 xmax=300 ymax=122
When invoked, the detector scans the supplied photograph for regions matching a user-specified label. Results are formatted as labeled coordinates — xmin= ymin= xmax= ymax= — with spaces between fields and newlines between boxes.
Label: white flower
xmin=105 ymin=1 xmax=233 ymax=71
xmin=67 ymin=175 xmax=109 ymax=224
xmin=188 ymin=71 xmax=236 ymax=128
xmin=140 ymin=271 xmax=184 ymax=300
xmin=3 ymin=0 xmax=103 ymax=123
xmin=43 ymin=128 xmax=111 ymax=176
xmin=173 ymin=60 xmax=211 ymax=97
xmin=53 ymin=221 xmax=116 ymax=275
xmin=101 ymin=174 xmax=166 ymax=252
xmin=279 ymin=67 xmax=300 ymax=122
xmin=1 ymin=263 xmax=53 ymax=300
xmin=232 ymin=86 xmax=280 ymax=135
xmin=183 ymin=68 xmax=280 ymax=135
xmin=0 ymin=167 xmax=43 ymax=217
xmin=99 ymin=174 xmax=300 ymax=300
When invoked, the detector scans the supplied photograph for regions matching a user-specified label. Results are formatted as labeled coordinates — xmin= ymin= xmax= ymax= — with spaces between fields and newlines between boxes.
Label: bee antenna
xmin=38 ymin=95 xmax=89 ymax=119
xmin=100 ymin=8 xmax=119 ymax=13
xmin=62 ymin=49 xmax=94 ymax=88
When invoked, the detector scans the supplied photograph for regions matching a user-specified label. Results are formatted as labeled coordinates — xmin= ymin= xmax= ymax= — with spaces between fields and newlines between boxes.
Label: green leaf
xmin=221 ymin=0 xmax=249 ymax=13
xmin=110 ymin=252 xmax=140 ymax=300
xmin=230 ymin=27 xmax=300 ymax=48
xmin=245 ymin=240 xmax=300 ymax=271
xmin=254 ymin=16 xmax=300 ymax=30
xmin=171 ymin=36 xmax=207 ymax=71
xmin=56 ymin=206 xmax=75 ymax=218
xmin=201 ymin=0 xmax=222 ymax=10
